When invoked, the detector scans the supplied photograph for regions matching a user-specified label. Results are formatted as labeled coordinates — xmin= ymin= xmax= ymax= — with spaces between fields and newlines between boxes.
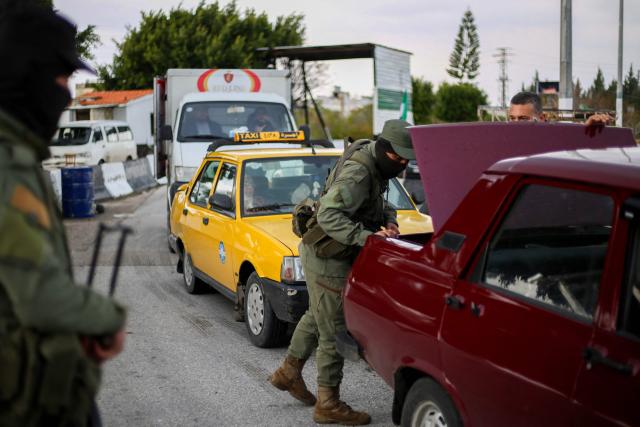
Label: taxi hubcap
xmin=412 ymin=401 xmax=446 ymax=427
xmin=247 ymin=282 xmax=264 ymax=335
xmin=184 ymin=255 xmax=194 ymax=287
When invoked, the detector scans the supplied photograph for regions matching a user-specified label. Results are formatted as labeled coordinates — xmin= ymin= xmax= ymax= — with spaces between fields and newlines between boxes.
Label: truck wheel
xmin=183 ymin=253 xmax=206 ymax=294
xmin=401 ymin=378 xmax=461 ymax=427
xmin=244 ymin=272 xmax=286 ymax=348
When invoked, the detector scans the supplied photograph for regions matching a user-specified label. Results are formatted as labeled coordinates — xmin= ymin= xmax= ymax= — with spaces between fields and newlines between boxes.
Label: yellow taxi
xmin=169 ymin=132 xmax=432 ymax=347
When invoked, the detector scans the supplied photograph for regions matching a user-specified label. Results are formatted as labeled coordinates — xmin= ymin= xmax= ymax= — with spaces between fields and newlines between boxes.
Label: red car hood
xmin=409 ymin=122 xmax=636 ymax=231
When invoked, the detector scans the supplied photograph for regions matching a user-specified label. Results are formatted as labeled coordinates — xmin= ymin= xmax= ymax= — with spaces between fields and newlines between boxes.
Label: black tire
xmin=182 ymin=253 xmax=207 ymax=294
xmin=401 ymin=378 xmax=462 ymax=427
xmin=244 ymin=272 xmax=287 ymax=348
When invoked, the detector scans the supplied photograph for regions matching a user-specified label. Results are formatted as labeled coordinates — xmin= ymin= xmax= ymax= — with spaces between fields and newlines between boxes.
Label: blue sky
xmin=57 ymin=0 xmax=640 ymax=105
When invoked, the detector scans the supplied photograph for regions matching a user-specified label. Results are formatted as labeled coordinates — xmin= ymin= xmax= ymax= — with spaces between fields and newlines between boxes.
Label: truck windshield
xmin=51 ymin=127 xmax=91 ymax=146
xmin=178 ymin=102 xmax=294 ymax=142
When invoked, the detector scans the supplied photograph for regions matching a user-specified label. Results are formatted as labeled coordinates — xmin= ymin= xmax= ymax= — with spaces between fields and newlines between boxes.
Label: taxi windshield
xmin=178 ymin=101 xmax=294 ymax=142
xmin=242 ymin=156 xmax=337 ymax=216
xmin=51 ymin=127 xmax=91 ymax=146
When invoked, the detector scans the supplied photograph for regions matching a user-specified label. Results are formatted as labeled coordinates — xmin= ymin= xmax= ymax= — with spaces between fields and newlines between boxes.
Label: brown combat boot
xmin=269 ymin=355 xmax=316 ymax=406
xmin=313 ymin=385 xmax=371 ymax=425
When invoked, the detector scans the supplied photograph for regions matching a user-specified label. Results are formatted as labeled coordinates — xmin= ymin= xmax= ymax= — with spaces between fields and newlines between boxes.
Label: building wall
xmin=124 ymin=95 xmax=153 ymax=146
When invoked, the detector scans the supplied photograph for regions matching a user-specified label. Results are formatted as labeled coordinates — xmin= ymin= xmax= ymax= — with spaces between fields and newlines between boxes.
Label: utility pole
xmin=559 ymin=0 xmax=573 ymax=110
xmin=616 ymin=0 xmax=624 ymax=127
xmin=493 ymin=47 xmax=513 ymax=108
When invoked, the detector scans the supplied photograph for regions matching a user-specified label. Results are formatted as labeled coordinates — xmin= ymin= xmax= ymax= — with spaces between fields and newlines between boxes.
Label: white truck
xmin=153 ymin=68 xmax=297 ymax=210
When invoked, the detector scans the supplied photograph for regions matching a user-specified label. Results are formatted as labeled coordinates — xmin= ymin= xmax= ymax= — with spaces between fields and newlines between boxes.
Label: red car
xmin=340 ymin=124 xmax=640 ymax=426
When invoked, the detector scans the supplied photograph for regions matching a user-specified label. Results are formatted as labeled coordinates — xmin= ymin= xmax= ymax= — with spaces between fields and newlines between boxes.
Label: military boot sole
xmin=313 ymin=411 xmax=371 ymax=426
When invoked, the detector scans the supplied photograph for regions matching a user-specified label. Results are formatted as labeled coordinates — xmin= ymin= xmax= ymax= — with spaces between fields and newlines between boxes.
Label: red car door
xmin=572 ymin=197 xmax=640 ymax=426
xmin=439 ymin=181 xmax=616 ymax=426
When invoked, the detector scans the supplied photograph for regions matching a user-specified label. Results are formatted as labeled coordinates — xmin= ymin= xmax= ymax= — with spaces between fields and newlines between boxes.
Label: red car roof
xmin=491 ymin=147 xmax=640 ymax=191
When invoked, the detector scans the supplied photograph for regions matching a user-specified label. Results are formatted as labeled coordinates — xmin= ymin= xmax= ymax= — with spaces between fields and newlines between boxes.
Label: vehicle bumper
xmin=168 ymin=233 xmax=179 ymax=254
xmin=261 ymin=278 xmax=308 ymax=323
xmin=168 ymin=180 xmax=187 ymax=207
xmin=336 ymin=330 xmax=362 ymax=362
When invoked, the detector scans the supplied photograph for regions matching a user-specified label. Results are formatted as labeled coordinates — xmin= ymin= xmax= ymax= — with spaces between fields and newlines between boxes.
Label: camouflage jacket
xmin=0 ymin=108 xmax=125 ymax=336
xmin=301 ymin=141 xmax=397 ymax=279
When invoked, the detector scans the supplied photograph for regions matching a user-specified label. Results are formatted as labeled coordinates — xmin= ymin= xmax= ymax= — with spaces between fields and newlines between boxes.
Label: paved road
xmin=65 ymin=186 xmax=394 ymax=427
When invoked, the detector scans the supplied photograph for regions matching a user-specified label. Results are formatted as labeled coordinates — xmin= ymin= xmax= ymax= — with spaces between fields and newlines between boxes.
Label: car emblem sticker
xmin=219 ymin=241 xmax=226 ymax=264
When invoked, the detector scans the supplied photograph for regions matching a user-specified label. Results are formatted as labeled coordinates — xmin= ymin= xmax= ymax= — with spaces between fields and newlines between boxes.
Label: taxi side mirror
xmin=177 ymin=183 xmax=189 ymax=193
xmin=209 ymin=193 xmax=233 ymax=211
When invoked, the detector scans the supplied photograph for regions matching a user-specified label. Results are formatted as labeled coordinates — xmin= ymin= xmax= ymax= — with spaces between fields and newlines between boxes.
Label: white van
xmin=43 ymin=120 xmax=138 ymax=167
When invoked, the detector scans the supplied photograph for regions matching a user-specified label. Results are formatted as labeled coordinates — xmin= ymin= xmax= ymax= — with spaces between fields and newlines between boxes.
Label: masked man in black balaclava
xmin=0 ymin=3 xmax=127 ymax=426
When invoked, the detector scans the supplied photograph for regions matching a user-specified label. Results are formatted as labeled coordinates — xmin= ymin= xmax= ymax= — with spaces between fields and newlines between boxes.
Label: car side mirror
xmin=411 ymin=191 xmax=425 ymax=205
xmin=209 ymin=193 xmax=233 ymax=211
xmin=178 ymin=183 xmax=189 ymax=193
xmin=161 ymin=125 xmax=173 ymax=141
xmin=299 ymin=124 xmax=311 ymax=143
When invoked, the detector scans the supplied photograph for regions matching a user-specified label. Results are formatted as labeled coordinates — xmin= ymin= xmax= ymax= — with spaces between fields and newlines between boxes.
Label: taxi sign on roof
xmin=233 ymin=131 xmax=305 ymax=143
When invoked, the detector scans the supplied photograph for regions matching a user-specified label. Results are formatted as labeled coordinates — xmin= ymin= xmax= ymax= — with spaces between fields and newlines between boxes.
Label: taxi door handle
xmin=202 ymin=217 xmax=209 ymax=225
xmin=182 ymin=208 xmax=188 ymax=216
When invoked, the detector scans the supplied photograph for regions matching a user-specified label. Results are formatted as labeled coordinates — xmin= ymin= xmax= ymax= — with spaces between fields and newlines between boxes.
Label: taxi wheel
xmin=244 ymin=272 xmax=286 ymax=348
xmin=401 ymin=378 xmax=461 ymax=427
xmin=183 ymin=253 xmax=206 ymax=294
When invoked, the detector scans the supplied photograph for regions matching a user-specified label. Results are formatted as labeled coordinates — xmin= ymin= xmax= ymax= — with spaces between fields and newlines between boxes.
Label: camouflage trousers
xmin=287 ymin=269 xmax=346 ymax=387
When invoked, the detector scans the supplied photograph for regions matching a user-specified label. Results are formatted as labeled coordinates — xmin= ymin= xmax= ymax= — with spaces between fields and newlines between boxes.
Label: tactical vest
xmin=301 ymin=140 xmax=387 ymax=259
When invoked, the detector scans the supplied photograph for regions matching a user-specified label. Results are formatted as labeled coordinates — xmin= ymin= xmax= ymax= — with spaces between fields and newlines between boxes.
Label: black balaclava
xmin=374 ymin=138 xmax=407 ymax=179
xmin=0 ymin=4 xmax=84 ymax=158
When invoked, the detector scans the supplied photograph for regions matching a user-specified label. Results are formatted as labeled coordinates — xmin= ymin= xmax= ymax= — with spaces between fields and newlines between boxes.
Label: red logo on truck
xmin=197 ymin=69 xmax=261 ymax=92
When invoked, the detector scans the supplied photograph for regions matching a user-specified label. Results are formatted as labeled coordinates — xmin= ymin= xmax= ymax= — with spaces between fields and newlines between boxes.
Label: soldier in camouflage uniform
xmin=270 ymin=120 xmax=415 ymax=425
xmin=0 ymin=4 xmax=126 ymax=426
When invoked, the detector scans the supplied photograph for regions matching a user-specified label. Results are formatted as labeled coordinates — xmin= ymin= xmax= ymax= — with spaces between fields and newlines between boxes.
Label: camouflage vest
xmin=301 ymin=140 xmax=386 ymax=259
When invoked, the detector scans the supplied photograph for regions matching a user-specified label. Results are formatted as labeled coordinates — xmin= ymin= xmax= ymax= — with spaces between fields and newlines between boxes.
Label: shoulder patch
xmin=0 ymin=207 xmax=45 ymax=265
xmin=10 ymin=185 xmax=50 ymax=230
xmin=336 ymin=161 xmax=369 ymax=184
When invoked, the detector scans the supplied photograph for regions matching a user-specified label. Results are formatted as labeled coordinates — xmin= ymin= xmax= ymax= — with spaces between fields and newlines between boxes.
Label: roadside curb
xmin=48 ymin=154 xmax=159 ymax=205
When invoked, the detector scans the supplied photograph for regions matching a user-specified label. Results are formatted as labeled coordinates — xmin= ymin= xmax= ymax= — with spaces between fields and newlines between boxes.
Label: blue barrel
xmin=61 ymin=166 xmax=94 ymax=218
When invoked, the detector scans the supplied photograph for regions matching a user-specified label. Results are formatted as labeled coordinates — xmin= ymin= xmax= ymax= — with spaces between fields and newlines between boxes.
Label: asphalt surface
xmin=64 ymin=186 xmax=395 ymax=427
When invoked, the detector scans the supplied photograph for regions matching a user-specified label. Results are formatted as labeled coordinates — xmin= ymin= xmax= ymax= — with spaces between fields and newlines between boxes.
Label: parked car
xmin=340 ymin=124 xmax=639 ymax=426
xmin=169 ymin=133 xmax=433 ymax=347
xmin=43 ymin=120 xmax=137 ymax=167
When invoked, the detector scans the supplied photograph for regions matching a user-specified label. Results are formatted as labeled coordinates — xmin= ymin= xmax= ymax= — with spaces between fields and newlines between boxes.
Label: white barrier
xmin=47 ymin=156 xmax=159 ymax=207
xmin=101 ymin=162 xmax=134 ymax=198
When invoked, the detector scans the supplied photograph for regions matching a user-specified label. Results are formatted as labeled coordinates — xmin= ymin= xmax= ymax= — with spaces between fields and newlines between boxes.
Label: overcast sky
xmin=57 ymin=0 xmax=640 ymax=105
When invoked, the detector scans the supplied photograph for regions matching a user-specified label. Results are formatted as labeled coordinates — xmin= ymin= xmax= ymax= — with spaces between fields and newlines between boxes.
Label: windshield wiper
xmin=247 ymin=203 xmax=296 ymax=212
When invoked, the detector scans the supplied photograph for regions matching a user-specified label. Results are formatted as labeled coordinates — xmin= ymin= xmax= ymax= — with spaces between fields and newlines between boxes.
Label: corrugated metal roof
xmin=75 ymin=89 xmax=152 ymax=106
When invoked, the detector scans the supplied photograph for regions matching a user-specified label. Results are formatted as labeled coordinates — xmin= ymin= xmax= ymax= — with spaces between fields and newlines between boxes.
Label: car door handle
xmin=182 ymin=208 xmax=188 ymax=216
xmin=583 ymin=347 xmax=633 ymax=376
xmin=470 ymin=301 xmax=483 ymax=317
xmin=445 ymin=295 xmax=464 ymax=310
xmin=202 ymin=217 xmax=209 ymax=225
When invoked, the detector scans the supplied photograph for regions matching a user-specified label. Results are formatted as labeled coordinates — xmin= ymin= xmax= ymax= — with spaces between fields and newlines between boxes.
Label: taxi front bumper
xmin=261 ymin=278 xmax=308 ymax=323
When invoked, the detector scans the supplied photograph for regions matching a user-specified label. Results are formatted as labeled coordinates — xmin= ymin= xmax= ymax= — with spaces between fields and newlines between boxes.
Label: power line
xmin=493 ymin=47 xmax=514 ymax=107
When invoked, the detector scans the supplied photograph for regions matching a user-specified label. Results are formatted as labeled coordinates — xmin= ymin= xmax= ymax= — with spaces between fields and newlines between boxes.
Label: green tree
xmin=446 ymin=8 xmax=480 ymax=82
xmin=75 ymin=25 xmax=101 ymax=62
xmin=411 ymin=77 xmax=435 ymax=124
xmin=98 ymin=1 xmax=305 ymax=90
xmin=434 ymin=82 xmax=488 ymax=122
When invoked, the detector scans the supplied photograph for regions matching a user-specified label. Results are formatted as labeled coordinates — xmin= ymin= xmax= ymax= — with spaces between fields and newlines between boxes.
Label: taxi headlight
xmin=281 ymin=256 xmax=305 ymax=283
xmin=175 ymin=166 xmax=197 ymax=182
